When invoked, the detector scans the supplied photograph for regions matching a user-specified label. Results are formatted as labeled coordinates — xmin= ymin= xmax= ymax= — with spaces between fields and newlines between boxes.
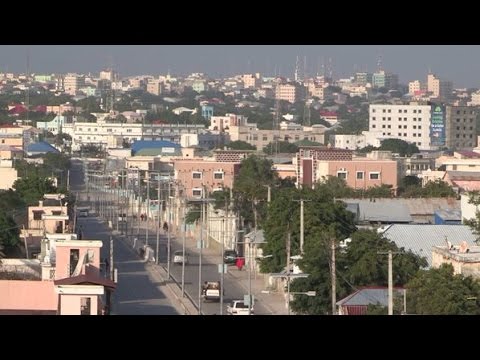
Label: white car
xmin=173 ymin=250 xmax=188 ymax=265
xmin=226 ymin=300 xmax=254 ymax=315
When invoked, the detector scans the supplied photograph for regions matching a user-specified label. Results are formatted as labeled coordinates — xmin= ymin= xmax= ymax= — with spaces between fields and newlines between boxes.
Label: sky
xmin=1 ymin=45 xmax=479 ymax=88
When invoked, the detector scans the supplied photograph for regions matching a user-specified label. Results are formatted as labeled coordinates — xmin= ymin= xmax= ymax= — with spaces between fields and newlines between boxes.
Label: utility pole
xmin=378 ymin=250 xmax=402 ymax=315
xmin=110 ymin=236 xmax=114 ymax=281
xmin=388 ymin=250 xmax=393 ymax=315
xmin=220 ymin=215 xmax=226 ymax=315
xmin=167 ymin=181 xmax=171 ymax=279
xmin=286 ymin=226 xmax=291 ymax=315
xmin=198 ymin=189 xmax=204 ymax=315
xmin=156 ymin=176 xmax=160 ymax=265
xmin=146 ymin=175 xmax=150 ymax=246
xmin=181 ymin=203 xmax=186 ymax=297
xmin=263 ymin=185 xmax=271 ymax=203
xmin=331 ymin=239 xmax=336 ymax=315
xmin=293 ymin=199 xmax=311 ymax=254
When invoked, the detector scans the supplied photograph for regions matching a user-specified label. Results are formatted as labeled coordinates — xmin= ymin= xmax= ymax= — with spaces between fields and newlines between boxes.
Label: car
xmin=223 ymin=250 xmax=238 ymax=265
xmin=173 ymin=250 xmax=188 ymax=265
xmin=226 ymin=300 xmax=254 ymax=315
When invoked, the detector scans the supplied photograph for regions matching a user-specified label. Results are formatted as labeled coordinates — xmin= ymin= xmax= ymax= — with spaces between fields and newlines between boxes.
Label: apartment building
xmin=368 ymin=103 xmax=432 ymax=150
xmin=445 ymin=105 xmax=477 ymax=149
xmin=427 ymin=74 xmax=452 ymax=100
xmin=275 ymin=83 xmax=303 ymax=103
xmin=63 ymin=73 xmax=86 ymax=96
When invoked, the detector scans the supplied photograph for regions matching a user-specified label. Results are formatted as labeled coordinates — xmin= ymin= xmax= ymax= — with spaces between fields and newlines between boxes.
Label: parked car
xmin=224 ymin=250 xmax=238 ymax=265
xmin=173 ymin=250 xmax=188 ymax=265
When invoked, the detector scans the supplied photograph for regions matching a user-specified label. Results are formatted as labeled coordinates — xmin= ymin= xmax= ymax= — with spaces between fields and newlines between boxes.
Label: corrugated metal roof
xmin=342 ymin=199 xmax=412 ymax=223
xmin=336 ymin=288 xmax=404 ymax=306
xmin=26 ymin=141 xmax=59 ymax=154
xmin=435 ymin=209 xmax=462 ymax=221
xmin=245 ymin=230 xmax=265 ymax=244
xmin=382 ymin=224 xmax=478 ymax=267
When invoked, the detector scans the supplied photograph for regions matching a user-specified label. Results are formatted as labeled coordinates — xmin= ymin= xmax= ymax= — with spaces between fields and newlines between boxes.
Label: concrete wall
xmin=0 ymin=280 xmax=57 ymax=311
xmin=461 ymin=194 xmax=479 ymax=222
xmin=59 ymin=295 xmax=98 ymax=315
xmin=0 ymin=167 xmax=17 ymax=190
xmin=55 ymin=244 xmax=101 ymax=279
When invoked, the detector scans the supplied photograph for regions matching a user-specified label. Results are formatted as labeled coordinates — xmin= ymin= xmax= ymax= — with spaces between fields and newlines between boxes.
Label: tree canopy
xmin=263 ymin=141 xmax=299 ymax=154
xmin=225 ymin=140 xmax=256 ymax=151
xmin=13 ymin=176 xmax=57 ymax=206
xmin=406 ymin=264 xmax=480 ymax=315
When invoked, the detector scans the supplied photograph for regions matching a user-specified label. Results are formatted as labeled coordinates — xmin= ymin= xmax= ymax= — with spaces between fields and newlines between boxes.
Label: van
xmin=173 ymin=250 xmax=188 ymax=265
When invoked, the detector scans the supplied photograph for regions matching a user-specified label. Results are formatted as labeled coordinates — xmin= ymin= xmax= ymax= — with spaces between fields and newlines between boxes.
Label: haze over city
xmin=0 ymin=45 xmax=480 ymax=88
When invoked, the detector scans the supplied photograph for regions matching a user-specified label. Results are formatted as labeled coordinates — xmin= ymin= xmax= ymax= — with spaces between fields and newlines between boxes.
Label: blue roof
xmin=26 ymin=141 xmax=59 ymax=154
xmin=131 ymin=140 xmax=180 ymax=154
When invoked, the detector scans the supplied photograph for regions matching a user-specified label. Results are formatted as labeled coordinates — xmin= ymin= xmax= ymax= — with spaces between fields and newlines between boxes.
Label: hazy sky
xmin=1 ymin=45 xmax=479 ymax=88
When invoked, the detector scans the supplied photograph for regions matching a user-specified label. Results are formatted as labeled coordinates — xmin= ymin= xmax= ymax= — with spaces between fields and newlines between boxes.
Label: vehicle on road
xmin=202 ymin=281 xmax=222 ymax=302
xmin=226 ymin=300 xmax=254 ymax=315
xmin=224 ymin=249 xmax=238 ymax=265
xmin=78 ymin=207 xmax=89 ymax=217
xmin=173 ymin=250 xmax=188 ymax=265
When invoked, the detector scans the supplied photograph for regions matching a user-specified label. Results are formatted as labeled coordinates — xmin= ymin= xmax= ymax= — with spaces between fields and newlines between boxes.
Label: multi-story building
xmin=275 ymin=83 xmax=304 ymax=103
xmin=242 ymin=74 xmax=260 ymax=89
xmin=173 ymin=159 xmax=240 ymax=198
xmin=408 ymin=80 xmax=422 ymax=95
xmin=62 ymin=120 xmax=205 ymax=151
xmin=445 ymin=105 xmax=477 ymax=149
xmin=427 ymin=74 xmax=452 ymax=100
xmin=146 ymin=80 xmax=164 ymax=96
xmin=372 ymin=71 xmax=398 ymax=90
xmin=368 ymin=103 xmax=432 ymax=150
xmin=99 ymin=69 xmax=117 ymax=82
xmin=354 ymin=72 xmax=373 ymax=86
xmin=296 ymin=146 xmax=353 ymax=187
xmin=63 ymin=73 xmax=85 ymax=96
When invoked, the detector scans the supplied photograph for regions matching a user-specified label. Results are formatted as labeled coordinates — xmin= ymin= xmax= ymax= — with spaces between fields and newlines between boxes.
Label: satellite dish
xmin=459 ymin=241 xmax=469 ymax=254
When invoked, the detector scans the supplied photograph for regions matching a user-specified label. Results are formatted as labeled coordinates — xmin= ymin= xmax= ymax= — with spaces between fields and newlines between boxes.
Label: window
xmin=387 ymin=109 xmax=391 ymax=113
xmin=398 ymin=125 xmax=402 ymax=129
xmin=398 ymin=133 xmax=402 ymax=136
xmin=192 ymin=188 xmax=202 ymax=197
xmin=107 ymin=128 xmax=112 ymax=132
xmin=413 ymin=133 xmax=417 ymax=137
xmin=383 ymin=109 xmax=386 ymax=113
xmin=413 ymin=125 xmax=417 ymax=129
xmin=369 ymin=172 xmax=380 ymax=180
xmin=214 ymin=171 xmax=224 ymax=180
xmin=418 ymin=109 xmax=422 ymax=113
xmin=417 ymin=133 xmax=421 ymax=137
xmin=372 ymin=125 xmax=376 ymax=128
xmin=418 ymin=126 xmax=421 ymax=129
xmin=127 ymin=129 xmax=132 ymax=133
xmin=382 ymin=117 xmax=386 ymax=121
xmin=382 ymin=125 xmax=386 ymax=129
xmin=404 ymin=117 xmax=407 ymax=121
xmin=372 ymin=109 xmax=376 ymax=113
xmin=398 ymin=109 xmax=402 ymax=113
xmin=413 ymin=109 xmax=417 ymax=113
xmin=337 ymin=171 xmax=347 ymax=180
xmin=398 ymin=117 xmax=402 ymax=121
xmin=192 ymin=172 xmax=202 ymax=179
xmin=262 ymin=135 xmax=268 ymax=141
xmin=372 ymin=117 xmax=376 ymax=120
xmin=52 ymin=210 xmax=61 ymax=216
xmin=356 ymin=171 xmax=364 ymax=180
xmin=403 ymin=109 xmax=407 ymax=113
xmin=387 ymin=125 xmax=391 ymax=128
xmin=33 ymin=210 xmax=43 ymax=220
xmin=80 ymin=297 xmax=91 ymax=315
xmin=388 ymin=117 xmax=391 ymax=121
xmin=403 ymin=125 xmax=407 ymax=129
xmin=403 ymin=133 xmax=407 ymax=137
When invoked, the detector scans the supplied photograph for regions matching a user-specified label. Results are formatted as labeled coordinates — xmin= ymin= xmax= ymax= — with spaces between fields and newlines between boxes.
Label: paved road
xmin=74 ymin=159 xmax=273 ymax=315
xmin=70 ymin=159 xmax=178 ymax=315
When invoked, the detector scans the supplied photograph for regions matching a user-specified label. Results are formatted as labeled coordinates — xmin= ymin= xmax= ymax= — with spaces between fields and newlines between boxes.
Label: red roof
xmin=0 ymin=124 xmax=20 ymax=128
xmin=319 ymin=111 xmax=338 ymax=117
xmin=54 ymin=274 xmax=117 ymax=290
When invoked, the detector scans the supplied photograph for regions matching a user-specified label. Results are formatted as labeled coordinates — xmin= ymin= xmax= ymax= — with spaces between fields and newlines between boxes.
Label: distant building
xmin=336 ymin=287 xmax=405 ymax=315
xmin=432 ymin=245 xmax=480 ymax=279
xmin=445 ymin=105 xmax=477 ymax=150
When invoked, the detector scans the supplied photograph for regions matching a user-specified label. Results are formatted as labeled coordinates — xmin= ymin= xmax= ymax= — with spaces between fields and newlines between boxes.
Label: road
xmin=70 ymin=159 xmax=178 ymax=315
xmin=75 ymin=159 xmax=273 ymax=315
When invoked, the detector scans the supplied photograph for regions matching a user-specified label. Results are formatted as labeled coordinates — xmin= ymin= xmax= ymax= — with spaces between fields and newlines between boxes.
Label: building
xmin=275 ymin=83 xmax=302 ymax=103
xmin=336 ymin=287 xmax=405 ymax=315
xmin=397 ymin=153 xmax=435 ymax=177
xmin=201 ymin=105 xmax=214 ymax=121
xmin=174 ymin=159 xmax=240 ymax=198
xmin=0 ymin=159 xmax=18 ymax=190
xmin=63 ymin=73 xmax=85 ymax=96
xmin=434 ymin=209 xmax=462 ymax=225
xmin=372 ymin=71 xmax=398 ymax=90
xmin=131 ymin=140 xmax=181 ymax=156
xmin=315 ymin=159 xmax=398 ymax=194
xmin=445 ymin=105 xmax=477 ymax=150
xmin=296 ymin=146 xmax=352 ymax=187
xmin=427 ymin=74 xmax=452 ymax=100
xmin=354 ymin=72 xmax=373 ymax=86
xmin=432 ymin=245 xmax=480 ymax=279
xmin=146 ymin=80 xmax=163 ymax=96
xmin=368 ymin=103 xmax=432 ymax=150
xmin=242 ymin=74 xmax=260 ymax=89
xmin=408 ymin=80 xmax=422 ymax=95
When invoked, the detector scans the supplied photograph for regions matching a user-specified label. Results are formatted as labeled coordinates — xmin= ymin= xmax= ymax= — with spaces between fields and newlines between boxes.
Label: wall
xmin=59 ymin=295 xmax=98 ymax=315
xmin=461 ymin=194 xmax=479 ymax=222
xmin=55 ymin=244 xmax=101 ymax=279
xmin=0 ymin=167 xmax=17 ymax=190
xmin=0 ymin=280 xmax=57 ymax=311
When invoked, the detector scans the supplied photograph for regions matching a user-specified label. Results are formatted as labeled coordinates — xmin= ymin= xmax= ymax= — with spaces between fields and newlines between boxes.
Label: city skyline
xmin=0 ymin=45 xmax=479 ymax=88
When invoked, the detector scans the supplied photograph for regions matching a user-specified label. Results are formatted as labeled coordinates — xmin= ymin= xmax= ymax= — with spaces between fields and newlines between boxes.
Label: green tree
xmin=233 ymin=155 xmax=279 ymax=228
xmin=263 ymin=141 xmax=299 ymax=154
xmin=379 ymin=139 xmax=419 ymax=157
xmin=464 ymin=191 xmax=480 ymax=242
xmin=0 ymin=211 xmax=20 ymax=249
xmin=289 ymin=229 xmax=426 ymax=315
xmin=13 ymin=176 xmax=57 ymax=206
xmin=401 ymin=179 xmax=456 ymax=198
xmin=315 ymin=176 xmax=355 ymax=198
xmin=406 ymin=264 xmax=480 ymax=315
xmin=225 ymin=140 xmax=256 ymax=151
xmin=361 ymin=184 xmax=393 ymax=198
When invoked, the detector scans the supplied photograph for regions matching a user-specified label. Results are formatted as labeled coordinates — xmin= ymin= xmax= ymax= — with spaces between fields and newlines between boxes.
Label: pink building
xmin=0 ymin=239 xmax=115 ymax=315
xmin=174 ymin=159 xmax=240 ymax=198
xmin=296 ymin=146 xmax=353 ymax=187
xmin=316 ymin=159 xmax=399 ymax=194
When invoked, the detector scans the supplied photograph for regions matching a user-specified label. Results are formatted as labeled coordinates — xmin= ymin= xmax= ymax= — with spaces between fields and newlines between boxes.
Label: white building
xmin=63 ymin=73 xmax=85 ymax=96
xmin=368 ymin=104 xmax=432 ymax=150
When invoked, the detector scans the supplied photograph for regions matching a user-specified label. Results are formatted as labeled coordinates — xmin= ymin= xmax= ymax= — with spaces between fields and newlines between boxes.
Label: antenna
xmin=294 ymin=56 xmax=300 ymax=82
xmin=377 ymin=50 xmax=383 ymax=72
xmin=25 ymin=48 xmax=30 ymax=127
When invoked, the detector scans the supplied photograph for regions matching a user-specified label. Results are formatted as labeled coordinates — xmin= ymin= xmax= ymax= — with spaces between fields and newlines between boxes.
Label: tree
xmin=263 ymin=141 xmax=298 ymax=154
xmin=289 ymin=229 xmax=426 ymax=315
xmin=233 ymin=155 xmax=279 ymax=228
xmin=406 ymin=264 xmax=480 ymax=315
xmin=401 ymin=179 xmax=456 ymax=198
xmin=224 ymin=140 xmax=256 ymax=151
xmin=13 ymin=176 xmax=57 ymax=206
xmin=0 ymin=211 xmax=20 ymax=250
xmin=379 ymin=138 xmax=419 ymax=157
xmin=464 ymin=191 xmax=480 ymax=242
xmin=315 ymin=176 xmax=355 ymax=198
